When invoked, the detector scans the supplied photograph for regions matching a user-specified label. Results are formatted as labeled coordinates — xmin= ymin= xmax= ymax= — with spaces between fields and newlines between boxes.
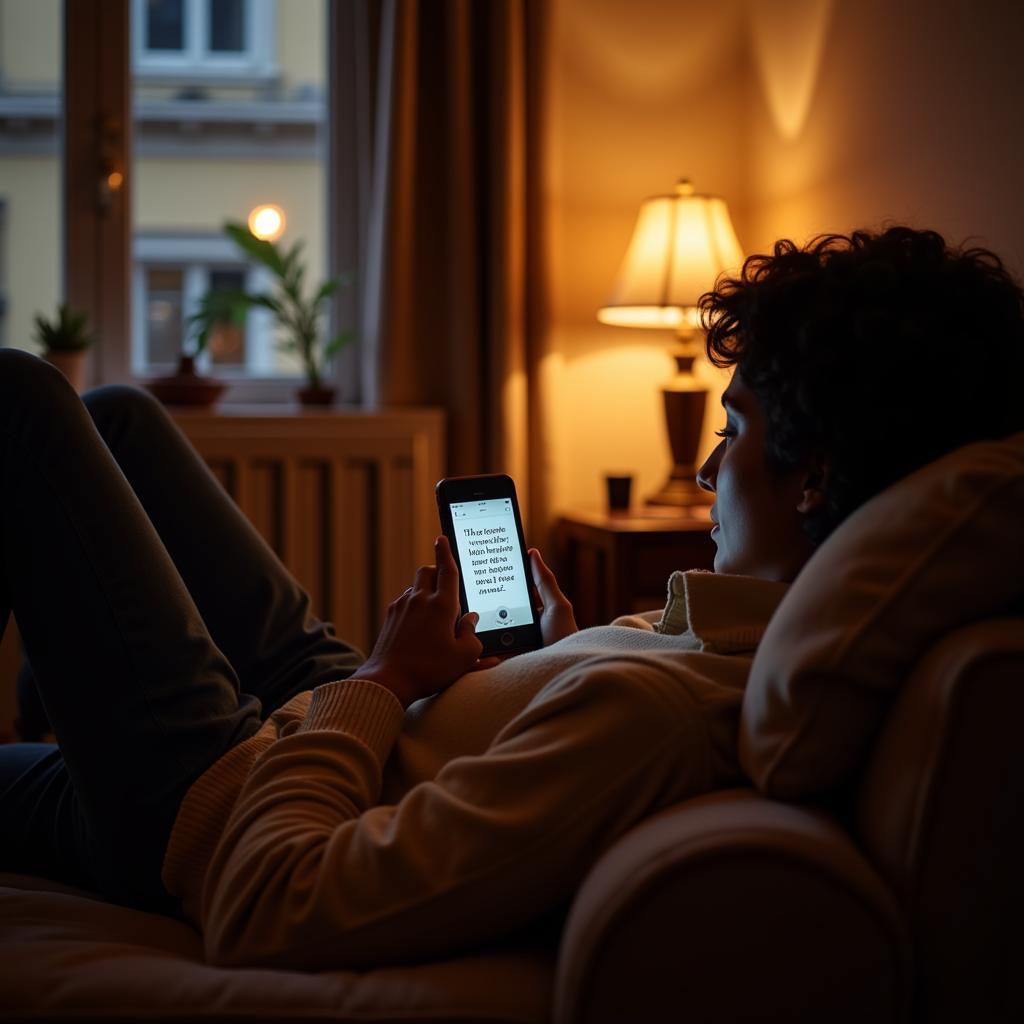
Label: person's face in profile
xmin=696 ymin=373 xmax=819 ymax=581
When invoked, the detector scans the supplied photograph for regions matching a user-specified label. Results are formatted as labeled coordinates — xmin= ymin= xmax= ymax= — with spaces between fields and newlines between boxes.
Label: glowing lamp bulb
xmin=248 ymin=204 xmax=285 ymax=242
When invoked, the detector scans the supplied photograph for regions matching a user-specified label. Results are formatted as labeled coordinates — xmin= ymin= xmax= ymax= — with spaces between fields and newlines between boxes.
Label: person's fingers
xmin=475 ymin=656 xmax=502 ymax=670
xmin=435 ymin=535 xmax=459 ymax=601
xmin=530 ymin=548 xmax=566 ymax=600
xmin=456 ymin=612 xmax=482 ymax=652
xmin=412 ymin=564 xmax=436 ymax=593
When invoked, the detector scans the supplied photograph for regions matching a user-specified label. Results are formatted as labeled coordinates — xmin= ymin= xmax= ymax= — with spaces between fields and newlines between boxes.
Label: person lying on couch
xmin=0 ymin=226 xmax=1021 ymax=970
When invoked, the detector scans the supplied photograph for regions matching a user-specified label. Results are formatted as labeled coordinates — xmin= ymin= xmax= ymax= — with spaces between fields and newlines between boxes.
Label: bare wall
xmin=745 ymin=0 xmax=1024 ymax=271
xmin=543 ymin=0 xmax=1024 ymax=522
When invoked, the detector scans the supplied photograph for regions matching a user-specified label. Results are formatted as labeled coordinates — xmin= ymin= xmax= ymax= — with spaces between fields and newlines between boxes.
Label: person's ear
xmin=796 ymin=456 xmax=829 ymax=514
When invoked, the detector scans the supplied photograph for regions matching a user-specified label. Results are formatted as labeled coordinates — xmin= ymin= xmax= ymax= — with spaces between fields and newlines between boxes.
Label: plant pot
xmin=146 ymin=355 xmax=227 ymax=407
xmin=44 ymin=350 xmax=88 ymax=393
xmin=297 ymin=385 xmax=336 ymax=406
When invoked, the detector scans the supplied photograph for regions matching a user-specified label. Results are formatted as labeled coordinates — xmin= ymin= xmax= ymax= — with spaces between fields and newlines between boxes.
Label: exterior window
xmin=206 ymin=268 xmax=247 ymax=365
xmin=134 ymin=0 xmax=276 ymax=80
xmin=132 ymin=235 xmax=277 ymax=377
xmin=146 ymin=0 xmax=186 ymax=50
xmin=3 ymin=0 xmax=356 ymax=401
xmin=143 ymin=267 xmax=186 ymax=365
xmin=0 ymin=200 xmax=7 ymax=349
xmin=210 ymin=0 xmax=246 ymax=53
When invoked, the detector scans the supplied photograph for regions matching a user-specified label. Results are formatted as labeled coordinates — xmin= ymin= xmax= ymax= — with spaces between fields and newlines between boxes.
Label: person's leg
xmin=0 ymin=350 xmax=260 ymax=909
xmin=0 ymin=743 xmax=92 ymax=891
xmin=79 ymin=384 xmax=365 ymax=711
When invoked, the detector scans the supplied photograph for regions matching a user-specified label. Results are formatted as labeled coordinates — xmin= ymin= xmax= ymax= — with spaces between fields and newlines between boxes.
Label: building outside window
xmin=0 ymin=0 xmax=337 ymax=398
xmin=134 ymin=0 xmax=277 ymax=81
xmin=0 ymin=199 xmax=7 ymax=349
xmin=133 ymin=232 xmax=274 ymax=375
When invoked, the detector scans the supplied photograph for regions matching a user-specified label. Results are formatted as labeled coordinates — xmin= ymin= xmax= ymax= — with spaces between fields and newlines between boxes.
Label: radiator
xmin=173 ymin=406 xmax=446 ymax=656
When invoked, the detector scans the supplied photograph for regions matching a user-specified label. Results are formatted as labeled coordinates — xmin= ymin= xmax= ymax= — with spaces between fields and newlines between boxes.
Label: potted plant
xmin=221 ymin=221 xmax=353 ymax=405
xmin=144 ymin=291 xmax=234 ymax=407
xmin=34 ymin=303 xmax=95 ymax=393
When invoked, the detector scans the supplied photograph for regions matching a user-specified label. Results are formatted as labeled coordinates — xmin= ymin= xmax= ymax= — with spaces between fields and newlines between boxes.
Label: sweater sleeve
xmin=199 ymin=659 xmax=713 ymax=970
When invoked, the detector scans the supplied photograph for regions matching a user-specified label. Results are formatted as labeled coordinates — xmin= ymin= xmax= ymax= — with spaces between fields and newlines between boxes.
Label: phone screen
xmin=449 ymin=496 xmax=533 ymax=633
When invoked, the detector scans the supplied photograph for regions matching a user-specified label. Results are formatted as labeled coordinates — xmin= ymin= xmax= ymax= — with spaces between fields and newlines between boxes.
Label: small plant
xmin=185 ymin=287 xmax=249 ymax=359
xmin=211 ymin=221 xmax=353 ymax=390
xmin=33 ymin=303 xmax=95 ymax=353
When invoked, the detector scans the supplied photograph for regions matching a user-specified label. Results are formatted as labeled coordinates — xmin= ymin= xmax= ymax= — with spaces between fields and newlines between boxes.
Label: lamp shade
xmin=597 ymin=180 xmax=743 ymax=329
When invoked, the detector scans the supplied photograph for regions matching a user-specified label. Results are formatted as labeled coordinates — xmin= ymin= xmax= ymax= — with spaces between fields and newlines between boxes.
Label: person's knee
xmin=83 ymin=382 xmax=167 ymax=433
xmin=0 ymin=348 xmax=79 ymax=410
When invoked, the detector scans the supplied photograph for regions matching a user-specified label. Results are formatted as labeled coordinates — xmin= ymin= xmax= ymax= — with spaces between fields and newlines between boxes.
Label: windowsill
xmin=129 ymin=374 xmax=357 ymax=405
xmin=133 ymin=67 xmax=282 ymax=88
xmin=170 ymin=402 xmax=363 ymax=415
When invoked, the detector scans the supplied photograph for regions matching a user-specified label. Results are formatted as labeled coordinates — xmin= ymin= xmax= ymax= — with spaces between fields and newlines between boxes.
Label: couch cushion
xmin=0 ymin=873 xmax=552 ymax=1023
xmin=739 ymin=432 xmax=1024 ymax=799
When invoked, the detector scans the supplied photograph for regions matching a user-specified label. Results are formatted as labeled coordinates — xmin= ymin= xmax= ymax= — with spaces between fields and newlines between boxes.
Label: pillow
xmin=740 ymin=432 xmax=1024 ymax=800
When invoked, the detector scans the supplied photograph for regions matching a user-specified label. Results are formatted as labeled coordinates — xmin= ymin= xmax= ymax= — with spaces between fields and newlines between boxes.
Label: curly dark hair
xmin=699 ymin=226 xmax=1024 ymax=544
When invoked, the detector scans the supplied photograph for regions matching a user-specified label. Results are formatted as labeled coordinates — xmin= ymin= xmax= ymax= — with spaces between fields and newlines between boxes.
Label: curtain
xmin=356 ymin=0 xmax=550 ymax=531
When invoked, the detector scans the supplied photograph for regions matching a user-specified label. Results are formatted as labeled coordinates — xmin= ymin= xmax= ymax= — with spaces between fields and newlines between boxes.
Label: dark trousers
xmin=0 ymin=349 xmax=364 ymax=912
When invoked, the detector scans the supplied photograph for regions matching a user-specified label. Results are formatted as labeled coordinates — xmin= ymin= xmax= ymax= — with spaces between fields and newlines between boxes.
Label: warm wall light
xmin=598 ymin=179 xmax=743 ymax=506
xmin=248 ymin=203 xmax=286 ymax=242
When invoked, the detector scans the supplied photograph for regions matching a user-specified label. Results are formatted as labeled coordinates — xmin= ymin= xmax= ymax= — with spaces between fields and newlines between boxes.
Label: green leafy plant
xmin=33 ymin=303 xmax=96 ymax=353
xmin=185 ymin=287 xmax=249 ymax=359
xmin=210 ymin=221 xmax=353 ymax=389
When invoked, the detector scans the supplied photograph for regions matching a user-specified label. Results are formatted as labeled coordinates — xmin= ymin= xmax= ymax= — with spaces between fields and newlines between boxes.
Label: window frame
xmin=66 ymin=0 xmax=363 ymax=404
xmin=132 ymin=233 xmax=288 ymax=378
xmin=132 ymin=0 xmax=278 ymax=84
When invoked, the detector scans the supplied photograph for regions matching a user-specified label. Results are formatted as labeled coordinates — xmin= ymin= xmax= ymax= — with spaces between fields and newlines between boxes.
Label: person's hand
xmin=357 ymin=536 xmax=500 ymax=708
xmin=529 ymin=548 xmax=579 ymax=646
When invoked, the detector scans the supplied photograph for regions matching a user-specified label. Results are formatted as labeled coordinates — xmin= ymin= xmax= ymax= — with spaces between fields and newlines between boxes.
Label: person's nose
xmin=696 ymin=441 xmax=722 ymax=494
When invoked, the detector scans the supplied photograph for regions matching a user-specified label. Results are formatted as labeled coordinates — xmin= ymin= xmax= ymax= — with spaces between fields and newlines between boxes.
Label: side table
xmin=554 ymin=506 xmax=716 ymax=628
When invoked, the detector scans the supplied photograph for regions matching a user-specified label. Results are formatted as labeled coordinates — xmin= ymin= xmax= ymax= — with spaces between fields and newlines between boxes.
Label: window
xmin=133 ymin=0 xmax=276 ymax=81
xmin=0 ymin=0 xmax=63 ymax=359
xmin=131 ymin=0 xmax=332 ymax=398
xmin=132 ymin=234 xmax=278 ymax=376
xmin=0 ymin=200 xmax=7 ymax=348
xmin=4 ymin=0 xmax=363 ymax=401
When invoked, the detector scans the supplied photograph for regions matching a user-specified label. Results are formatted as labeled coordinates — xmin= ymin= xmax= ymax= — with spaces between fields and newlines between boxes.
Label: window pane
xmin=208 ymin=268 xmax=246 ymax=365
xmin=146 ymin=0 xmax=185 ymax=51
xmin=0 ymin=0 xmax=63 ymax=356
xmin=132 ymin=0 xmax=328 ymax=382
xmin=145 ymin=267 xmax=184 ymax=365
xmin=209 ymin=0 xmax=245 ymax=53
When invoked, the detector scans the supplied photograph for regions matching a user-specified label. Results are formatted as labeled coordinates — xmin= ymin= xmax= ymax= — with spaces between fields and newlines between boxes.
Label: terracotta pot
xmin=297 ymin=385 xmax=336 ymax=406
xmin=146 ymin=355 xmax=227 ymax=407
xmin=44 ymin=350 xmax=88 ymax=393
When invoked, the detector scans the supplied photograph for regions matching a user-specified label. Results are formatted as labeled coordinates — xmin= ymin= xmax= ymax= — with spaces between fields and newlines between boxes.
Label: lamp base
xmin=647 ymin=344 xmax=714 ymax=508
xmin=646 ymin=467 xmax=714 ymax=507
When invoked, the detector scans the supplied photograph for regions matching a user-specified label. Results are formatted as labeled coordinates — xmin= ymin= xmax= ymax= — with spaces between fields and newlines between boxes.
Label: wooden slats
xmin=171 ymin=408 xmax=444 ymax=655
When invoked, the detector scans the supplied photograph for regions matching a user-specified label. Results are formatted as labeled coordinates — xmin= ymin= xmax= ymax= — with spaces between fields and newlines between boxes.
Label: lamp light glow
xmin=597 ymin=179 xmax=744 ymax=508
xmin=597 ymin=180 xmax=743 ymax=331
xmin=248 ymin=204 xmax=286 ymax=242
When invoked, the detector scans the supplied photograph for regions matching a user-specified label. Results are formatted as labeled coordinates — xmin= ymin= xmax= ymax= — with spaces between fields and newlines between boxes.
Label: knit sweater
xmin=162 ymin=570 xmax=789 ymax=970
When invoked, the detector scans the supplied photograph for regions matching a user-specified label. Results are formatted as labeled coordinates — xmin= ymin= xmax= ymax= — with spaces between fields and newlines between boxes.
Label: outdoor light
xmin=248 ymin=204 xmax=286 ymax=242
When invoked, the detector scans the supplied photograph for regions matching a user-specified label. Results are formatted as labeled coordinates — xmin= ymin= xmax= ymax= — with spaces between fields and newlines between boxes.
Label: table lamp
xmin=598 ymin=179 xmax=743 ymax=506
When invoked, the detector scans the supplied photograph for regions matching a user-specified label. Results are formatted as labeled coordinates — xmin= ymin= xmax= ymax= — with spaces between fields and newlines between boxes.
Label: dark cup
xmin=605 ymin=473 xmax=633 ymax=512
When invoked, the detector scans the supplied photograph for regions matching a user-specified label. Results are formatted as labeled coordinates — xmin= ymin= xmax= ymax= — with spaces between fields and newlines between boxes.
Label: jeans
xmin=0 ymin=349 xmax=365 ymax=912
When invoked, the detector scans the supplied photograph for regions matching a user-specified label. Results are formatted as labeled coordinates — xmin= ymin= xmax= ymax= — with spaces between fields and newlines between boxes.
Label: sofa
xmin=2 ymin=433 xmax=1022 ymax=1023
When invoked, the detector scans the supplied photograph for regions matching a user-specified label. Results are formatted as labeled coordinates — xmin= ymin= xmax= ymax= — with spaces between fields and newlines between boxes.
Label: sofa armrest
xmin=554 ymin=788 xmax=910 ymax=1024
xmin=856 ymin=617 xmax=1024 ymax=1024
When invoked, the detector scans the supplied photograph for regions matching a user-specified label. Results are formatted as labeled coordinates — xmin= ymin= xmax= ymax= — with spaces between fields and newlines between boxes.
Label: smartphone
xmin=435 ymin=473 xmax=543 ymax=657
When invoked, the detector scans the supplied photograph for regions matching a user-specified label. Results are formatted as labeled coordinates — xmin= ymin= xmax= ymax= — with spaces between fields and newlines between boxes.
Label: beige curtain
xmin=358 ymin=0 xmax=550 ymax=530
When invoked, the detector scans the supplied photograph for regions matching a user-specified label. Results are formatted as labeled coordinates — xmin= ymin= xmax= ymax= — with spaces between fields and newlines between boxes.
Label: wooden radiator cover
xmin=172 ymin=406 xmax=446 ymax=656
